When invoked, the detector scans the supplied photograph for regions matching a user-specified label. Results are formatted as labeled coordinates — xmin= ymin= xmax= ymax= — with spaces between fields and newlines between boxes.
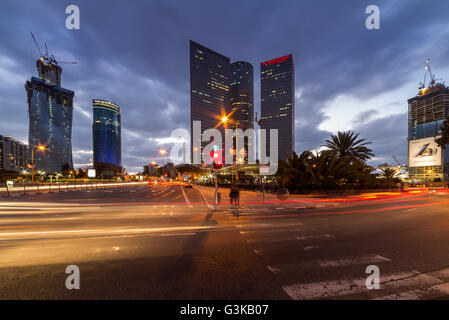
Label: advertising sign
xmin=408 ymin=137 xmax=442 ymax=167
xmin=88 ymin=168 xmax=96 ymax=178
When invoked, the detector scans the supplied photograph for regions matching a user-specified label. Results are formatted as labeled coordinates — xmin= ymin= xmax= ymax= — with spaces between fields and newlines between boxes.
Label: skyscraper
xmin=190 ymin=40 xmax=231 ymax=164
xmin=230 ymin=61 xmax=254 ymax=163
xmin=408 ymin=67 xmax=449 ymax=182
xmin=260 ymin=54 xmax=295 ymax=161
xmin=25 ymin=59 xmax=74 ymax=173
xmin=92 ymin=99 xmax=122 ymax=170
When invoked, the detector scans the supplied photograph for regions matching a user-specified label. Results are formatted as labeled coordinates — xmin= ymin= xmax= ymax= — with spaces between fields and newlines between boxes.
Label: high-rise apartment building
xmin=0 ymin=135 xmax=30 ymax=173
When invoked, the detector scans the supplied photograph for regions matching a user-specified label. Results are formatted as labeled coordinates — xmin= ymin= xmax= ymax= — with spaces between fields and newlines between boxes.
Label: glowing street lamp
xmin=217 ymin=114 xmax=240 ymax=182
xmin=221 ymin=116 xmax=228 ymax=124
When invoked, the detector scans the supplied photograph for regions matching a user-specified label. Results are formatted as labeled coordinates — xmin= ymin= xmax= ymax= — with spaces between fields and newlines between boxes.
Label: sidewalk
xmin=0 ymin=181 xmax=146 ymax=197
xmin=194 ymin=185 xmax=322 ymax=205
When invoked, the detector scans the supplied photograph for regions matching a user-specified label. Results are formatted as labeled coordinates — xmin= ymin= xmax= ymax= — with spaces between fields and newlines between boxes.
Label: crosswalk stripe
xmin=266 ymin=265 xmax=280 ymax=274
xmin=246 ymin=234 xmax=333 ymax=244
xmin=374 ymin=287 xmax=447 ymax=300
xmin=282 ymin=272 xmax=442 ymax=300
xmin=317 ymin=254 xmax=391 ymax=268
xmin=304 ymin=245 xmax=321 ymax=251
xmin=267 ymin=254 xmax=390 ymax=274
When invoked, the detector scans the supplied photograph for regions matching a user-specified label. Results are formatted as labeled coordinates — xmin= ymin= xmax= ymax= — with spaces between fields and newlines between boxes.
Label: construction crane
xmin=392 ymin=155 xmax=402 ymax=167
xmin=30 ymin=32 xmax=77 ymax=65
xmin=419 ymin=58 xmax=444 ymax=91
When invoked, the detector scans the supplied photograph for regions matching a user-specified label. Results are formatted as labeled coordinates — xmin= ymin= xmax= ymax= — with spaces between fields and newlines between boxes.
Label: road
xmin=0 ymin=184 xmax=449 ymax=299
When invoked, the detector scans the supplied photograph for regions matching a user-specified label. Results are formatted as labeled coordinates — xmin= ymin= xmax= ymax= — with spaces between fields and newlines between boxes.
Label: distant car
xmin=184 ymin=183 xmax=193 ymax=188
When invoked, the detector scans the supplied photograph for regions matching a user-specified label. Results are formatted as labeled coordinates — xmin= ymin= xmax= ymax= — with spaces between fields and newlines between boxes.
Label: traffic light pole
xmin=214 ymin=168 xmax=218 ymax=207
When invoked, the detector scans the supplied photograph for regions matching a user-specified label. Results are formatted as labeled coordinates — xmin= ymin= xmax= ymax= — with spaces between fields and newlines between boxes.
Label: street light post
xmin=218 ymin=114 xmax=240 ymax=183
xmin=159 ymin=149 xmax=167 ymax=178
xmin=30 ymin=145 xmax=48 ymax=183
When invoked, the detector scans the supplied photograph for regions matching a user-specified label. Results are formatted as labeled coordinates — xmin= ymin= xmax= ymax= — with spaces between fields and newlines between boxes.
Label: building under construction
xmin=408 ymin=59 xmax=449 ymax=182
xmin=25 ymin=34 xmax=76 ymax=173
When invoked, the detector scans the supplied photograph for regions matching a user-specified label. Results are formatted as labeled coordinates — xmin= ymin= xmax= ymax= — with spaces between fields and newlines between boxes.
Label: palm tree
xmin=308 ymin=150 xmax=347 ymax=186
xmin=380 ymin=167 xmax=397 ymax=182
xmin=324 ymin=131 xmax=374 ymax=163
xmin=277 ymin=151 xmax=313 ymax=190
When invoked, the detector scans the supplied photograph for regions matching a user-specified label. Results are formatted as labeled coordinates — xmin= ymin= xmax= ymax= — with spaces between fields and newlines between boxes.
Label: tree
xmin=277 ymin=151 xmax=313 ymax=191
xmin=61 ymin=163 xmax=72 ymax=176
xmin=436 ymin=116 xmax=449 ymax=149
xmin=324 ymin=131 xmax=374 ymax=163
xmin=380 ymin=167 xmax=397 ymax=182
xmin=308 ymin=150 xmax=347 ymax=187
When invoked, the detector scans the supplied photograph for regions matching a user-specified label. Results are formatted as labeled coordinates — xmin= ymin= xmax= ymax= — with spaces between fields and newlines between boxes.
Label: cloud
xmin=0 ymin=0 xmax=448 ymax=172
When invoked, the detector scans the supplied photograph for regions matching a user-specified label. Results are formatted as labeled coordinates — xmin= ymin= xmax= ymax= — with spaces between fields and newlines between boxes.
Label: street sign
xmin=6 ymin=180 xmax=14 ymax=188
xmin=88 ymin=168 xmax=96 ymax=178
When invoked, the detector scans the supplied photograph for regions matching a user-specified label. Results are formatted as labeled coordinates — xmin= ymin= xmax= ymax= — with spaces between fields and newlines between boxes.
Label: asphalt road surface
xmin=1 ymin=184 xmax=449 ymax=300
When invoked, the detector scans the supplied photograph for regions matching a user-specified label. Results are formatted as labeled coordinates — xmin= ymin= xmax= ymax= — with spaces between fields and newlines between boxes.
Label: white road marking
xmin=268 ymin=255 xmax=390 ymax=273
xmin=431 ymin=282 xmax=449 ymax=294
xmin=295 ymin=234 xmax=333 ymax=240
xmin=266 ymin=265 xmax=280 ymax=274
xmin=283 ymin=271 xmax=442 ymax=300
xmin=180 ymin=186 xmax=193 ymax=209
xmin=246 ymin=234 xmax=333 ymax=244
xmin=428 ymin=267 xmax=449 ymax=279
xmin=304 ymin=245 xmax=321 ymax=251
xmin=374 ymin=287 xmax=447 ymax=300
xmin=197 ymin=187 xmax=215 ymax=210
xmin=317 ymin=254 xmax=391 ymax=268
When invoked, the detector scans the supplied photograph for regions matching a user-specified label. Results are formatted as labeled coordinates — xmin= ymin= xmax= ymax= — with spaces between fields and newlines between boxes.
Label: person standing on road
xmin=230 ymin=184 xmax=240 ymax=208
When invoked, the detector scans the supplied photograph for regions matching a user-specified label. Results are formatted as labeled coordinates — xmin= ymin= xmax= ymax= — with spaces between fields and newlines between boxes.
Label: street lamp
xmin=30 ymin=144 xmax=48 ymax=183
xmin=217 ymin=114 xmax=240 ymax=182
xmin=159 ymin=149 xmax=167 ymax=177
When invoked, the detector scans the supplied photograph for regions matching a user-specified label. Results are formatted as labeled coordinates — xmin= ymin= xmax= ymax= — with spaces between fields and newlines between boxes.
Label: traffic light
xmin=214 ymin=161 xmax=222 ymax=169
xmin=210 ymin=145 xmax=222 ymax=169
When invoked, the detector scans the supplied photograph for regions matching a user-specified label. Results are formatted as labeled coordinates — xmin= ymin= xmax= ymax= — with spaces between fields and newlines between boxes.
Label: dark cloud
xmin=355 ymin=112 xmax=408 ymax=165
xmin=0 ymin=0 xmax=448 ymax=171
xmin=352 ymin=109 xmax=379 ymax=126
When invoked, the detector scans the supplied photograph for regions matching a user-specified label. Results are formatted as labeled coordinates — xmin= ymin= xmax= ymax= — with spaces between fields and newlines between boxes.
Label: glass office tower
xmin=230 ymin=61 xmax=254 ymax=163
xmin=25 ymin=59 xmax=74 ymax=173
xmin=190 ymin=40 xmax=231 ymax=164
xmin=260 ymin=54 xmax=295 ymax=161
xmin=92 ymin=99 xmax=122 ymax=169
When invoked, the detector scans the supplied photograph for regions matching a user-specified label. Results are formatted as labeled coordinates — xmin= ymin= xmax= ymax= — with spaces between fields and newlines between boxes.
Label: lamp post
xmin=159 ymin=149 xmax=167 ymax=178
xmin=218 ymin=115 xmax=239 ymax=182
xmin=30 ymin=145 xmax=48 ymax=183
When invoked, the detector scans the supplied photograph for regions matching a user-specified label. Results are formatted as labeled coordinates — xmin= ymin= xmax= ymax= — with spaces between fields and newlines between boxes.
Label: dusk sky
xmin=1 ymin=0 xmax=449 ymax=172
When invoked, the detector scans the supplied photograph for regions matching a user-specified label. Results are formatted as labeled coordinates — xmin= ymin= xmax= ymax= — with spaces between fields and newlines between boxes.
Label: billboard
xmin=88 ymin=168 xmax=96 ymax=178
xmin=408 ymin=137 xmax=442 ymax=167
